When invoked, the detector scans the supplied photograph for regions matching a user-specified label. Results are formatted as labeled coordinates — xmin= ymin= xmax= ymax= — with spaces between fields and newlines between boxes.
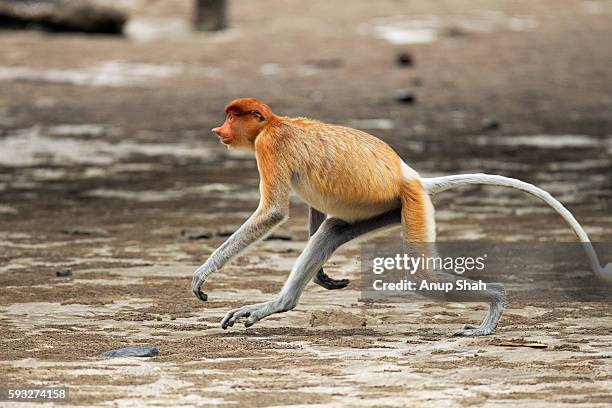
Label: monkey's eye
xmin=251 ymin=111 xmax=264 ymax=121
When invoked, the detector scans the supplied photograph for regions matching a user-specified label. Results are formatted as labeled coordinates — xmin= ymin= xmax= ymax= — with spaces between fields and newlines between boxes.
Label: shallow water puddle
xmin=474 ymin=134 xmax=602 ymax=148
xmin=0 ymin=127 xmax=214 ymax=167
xmin=349 ymin=119 xmax=395 ymax=130
xmin=362 ymin=13 xmax=538 ymax=45
xmin=47 ymin=124 xmax=111 ymax=138
xmin=366 ymin=17 xmax=438 ymax=45
xmin=124 ymin=18 xmax=191 ymax=42
xmin=0 ymin=61 xmax=183 ymax=87
xmin=85 ymin=182 xmax=247 ymax=202
xmin=0 ymin=205 xmax=18 ymax=214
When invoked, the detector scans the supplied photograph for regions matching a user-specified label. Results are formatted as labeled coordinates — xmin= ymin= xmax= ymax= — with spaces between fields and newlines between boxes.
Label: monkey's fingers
xmin=314 ymin=269 xmax=350 ymax=290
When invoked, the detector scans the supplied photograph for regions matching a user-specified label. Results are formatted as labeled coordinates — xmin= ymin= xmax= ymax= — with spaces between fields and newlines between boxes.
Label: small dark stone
xmin=303 ymin=58 xmax=344 ymax=69
xmin=396 ymin=91 xmax=416 ymax=104
xmin=99 ymin=346 xmax=159 ymax=358
xmin=62 ymin=227 xmax=107 ymax=236
xmin=396 ymin=52 xmax=414 ymax=67
xmin=410 ymin=77 xmax=423 ymax=87
xmin=445 ymin=26 xmax=465 ymax=37
xmin=56 ymin=269 xmax=72 ymax=277
xmin=264 ymin=233 xmax=293 ymax=241
xmin=216 ymin=227 xmax=236 ymax=237
xmin=181 ymin=228 xmax=213 ymax=240
xmin=481 ymin=118 xmax=501 ymax=131
xmin=272 ymin=248 xmax=295 ymax=254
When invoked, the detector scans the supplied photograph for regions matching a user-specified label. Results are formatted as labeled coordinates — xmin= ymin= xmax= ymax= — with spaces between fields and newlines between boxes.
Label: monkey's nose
xmin=211 ymin=127 xmax=221 ymax=135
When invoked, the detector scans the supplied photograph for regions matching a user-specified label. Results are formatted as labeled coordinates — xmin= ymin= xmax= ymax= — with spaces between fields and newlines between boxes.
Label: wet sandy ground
xmin=1 ymin=0 xmax=611 ymax=406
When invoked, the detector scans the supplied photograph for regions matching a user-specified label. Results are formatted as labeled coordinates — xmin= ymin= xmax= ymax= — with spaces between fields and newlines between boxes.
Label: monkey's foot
xmin=314 ymin=270 xmax=349 ymax=290
xmin=221 ymin=300 xmax=285 ymax=329
xmin=453 ymin=324 xmax=494 ymax=337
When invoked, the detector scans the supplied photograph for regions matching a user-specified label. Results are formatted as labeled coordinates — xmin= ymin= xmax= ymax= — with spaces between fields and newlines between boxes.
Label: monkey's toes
xmin=453 ymin=325 xmax=491 ymax=337
xmin=197 ymin=290 xmax=208 ymax=302
xmin=325 ymin=278 xmax=350 ymax=290
xmin=314 ymin=273 xmax=350 ymax=290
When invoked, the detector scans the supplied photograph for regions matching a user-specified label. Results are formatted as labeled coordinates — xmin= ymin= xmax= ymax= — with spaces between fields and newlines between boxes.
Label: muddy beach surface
xmin=1 ymin=0 xmax=611 ymax=406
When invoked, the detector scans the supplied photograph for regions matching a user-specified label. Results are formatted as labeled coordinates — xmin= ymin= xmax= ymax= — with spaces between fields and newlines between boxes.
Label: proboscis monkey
xmin=192 ymin=98 xmax=612 ymax=336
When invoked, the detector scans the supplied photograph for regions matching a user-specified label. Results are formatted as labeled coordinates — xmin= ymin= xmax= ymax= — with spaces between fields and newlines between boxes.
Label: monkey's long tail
xmin=420 ymin=173 xmax=612 ymax=282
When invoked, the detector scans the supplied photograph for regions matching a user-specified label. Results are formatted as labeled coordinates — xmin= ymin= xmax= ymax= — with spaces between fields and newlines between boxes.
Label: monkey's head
xmin=212 ymin=98 xmax=275 ymax=149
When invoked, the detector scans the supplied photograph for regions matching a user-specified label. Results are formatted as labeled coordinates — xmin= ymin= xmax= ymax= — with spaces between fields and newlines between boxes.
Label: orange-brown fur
xmin=401 ymin=179 xmax=428 ymax=242
xmin=212 ymin=98 xmax=431 ymax=237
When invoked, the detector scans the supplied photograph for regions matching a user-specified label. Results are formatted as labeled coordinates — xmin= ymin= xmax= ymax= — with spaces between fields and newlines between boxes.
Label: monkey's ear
xmin=250 ymin=110 xmax=265 ymax=122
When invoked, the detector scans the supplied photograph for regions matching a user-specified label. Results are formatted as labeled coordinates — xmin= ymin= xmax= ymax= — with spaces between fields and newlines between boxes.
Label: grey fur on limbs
xmin=192 ymin=207 xmax=287 ymax=301
xmin=309 ymin=206 xmax=350 ymax=290
xmin=220 ymin=208 xmax=506 ymax=336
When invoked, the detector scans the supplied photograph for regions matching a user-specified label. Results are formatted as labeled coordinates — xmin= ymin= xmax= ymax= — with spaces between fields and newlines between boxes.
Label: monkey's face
xmin=212 ymin=110 xmax=266 ymax=149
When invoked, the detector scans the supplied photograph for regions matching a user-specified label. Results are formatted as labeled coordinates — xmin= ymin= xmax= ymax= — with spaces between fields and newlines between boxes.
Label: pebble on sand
xmin=181 ymin=228 xmax=213 ymax=240
xmin=481 ymin=118 xmax=501 ymax=131
xmin=55 ymin=269 xmax=72 ymax=277
xmin=396 ymin=90 xmax=417 ymax=104
xmin=396 ymin=52 xmax=414 ymax=67
xmin=99 ymin=346 xmax=160 ymax=358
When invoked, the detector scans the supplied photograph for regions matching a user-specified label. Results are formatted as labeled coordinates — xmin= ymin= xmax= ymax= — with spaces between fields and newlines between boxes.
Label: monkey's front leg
xmin=221 ymin=210 xmax=401 ymax=328
xmin=191 ymin=207 xmax=287 ymax=301
xmin=309 ymin=207 xmax=350 ymax=290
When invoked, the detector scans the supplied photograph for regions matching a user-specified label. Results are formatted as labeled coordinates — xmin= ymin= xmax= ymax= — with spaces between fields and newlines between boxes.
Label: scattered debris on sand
xmin=492 ymin=338 xmax=549 ymax=349
xmin=265 ymin=233 xmax=293 ymax=241
xmin=216 ymin=227 xmax=236 ymax=237
xmin=309 ymin=309 xmax=367 ymax=327
xmin=62 ymin=227 xmax=108 ymax=236
xmin=181 ymin=228 xmax=213 ymax=240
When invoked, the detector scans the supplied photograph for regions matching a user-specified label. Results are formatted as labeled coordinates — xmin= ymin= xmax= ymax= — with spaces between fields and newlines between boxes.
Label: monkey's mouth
xmin=218 ymin=136 xmax=232 ymax=145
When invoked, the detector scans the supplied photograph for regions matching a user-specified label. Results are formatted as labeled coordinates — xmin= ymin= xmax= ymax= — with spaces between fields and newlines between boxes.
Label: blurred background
xmin=0 ymin=0 xmax=610 ymax=244
xmin=0 ymin=1 xmax=611 ymax=405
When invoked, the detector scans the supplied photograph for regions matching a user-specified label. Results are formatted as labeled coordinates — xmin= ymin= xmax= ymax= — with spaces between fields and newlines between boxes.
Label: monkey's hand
xmin=314 ymin=269 xmax=349 ymax=290
xmin=221 ymin=298 xmax=292 ymax=329
xmin=191 ymin=271 xmax=209 ymax=302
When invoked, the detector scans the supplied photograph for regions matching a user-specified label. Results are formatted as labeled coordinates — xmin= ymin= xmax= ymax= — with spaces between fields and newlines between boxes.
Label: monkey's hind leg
xmin=452 ymin=283 xmax=506 ymax=336
xmin=401 ymin=179 xmax=505 ymax=336
xmin=309 ymin=206 xmax=350 ymax=290
xmin=221 ymin=210 xmax=402 ymax=329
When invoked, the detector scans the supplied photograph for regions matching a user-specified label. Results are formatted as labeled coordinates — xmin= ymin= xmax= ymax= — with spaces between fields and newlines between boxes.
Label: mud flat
xmin=1 ymin=0 xmax=611 ymax=406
